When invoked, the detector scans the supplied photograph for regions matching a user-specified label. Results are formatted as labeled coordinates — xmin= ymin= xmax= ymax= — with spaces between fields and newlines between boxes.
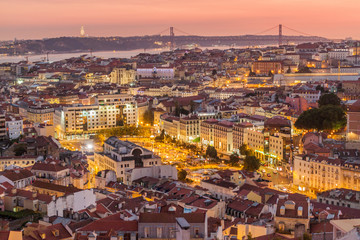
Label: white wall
xmin=47 ymin=189 xmax=96 ymax=217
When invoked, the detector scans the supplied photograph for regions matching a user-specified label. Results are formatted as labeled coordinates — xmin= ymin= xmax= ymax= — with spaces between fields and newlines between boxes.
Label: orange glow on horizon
xmin=1 ymin=0 xmax=360 ymax=40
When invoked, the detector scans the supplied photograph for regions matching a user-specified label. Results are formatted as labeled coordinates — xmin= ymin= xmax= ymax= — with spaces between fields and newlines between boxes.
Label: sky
xmin=1 ymin=0 xmax=360 ymax=41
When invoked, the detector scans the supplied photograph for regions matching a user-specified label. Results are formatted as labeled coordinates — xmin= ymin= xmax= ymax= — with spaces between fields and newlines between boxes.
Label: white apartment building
xmin=137 ymin=67 xmax=174 ymax=79
xmin=5 ymin=115 xmax=23 ymax=140
xmin=329 ymin=49 xmax=350 ymax=60
xmin=96 ymin=94 xmax=138 ymax=125
xmin=54 ymin=94 xmax=137 ymax=140
xmin=47 ymin=189 xmax=96 ymax=217
xmin=124 ymin=165 xmax=178 ymax=185
xmin=276 ymin=54 xmax=300 ymax=64
xmin=290 ymin=90 xmax=321 ymax=103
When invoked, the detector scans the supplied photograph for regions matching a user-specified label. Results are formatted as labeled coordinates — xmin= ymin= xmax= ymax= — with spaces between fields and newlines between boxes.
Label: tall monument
xmin=80 ymin=26 xmax=85 ymax=37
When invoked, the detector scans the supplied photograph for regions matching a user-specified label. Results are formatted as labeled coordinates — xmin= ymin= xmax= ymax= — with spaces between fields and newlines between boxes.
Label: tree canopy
xmin=174 ymin=101 xmax=189 ymax=117
xmin=205 ymin=146 xmax=218 ymax=159
xmin=318 ymin=93 xmax=341 ymax=108
xmin=296 ymin=66 xmax=312 ymax=73
xmin=13 ymin=143 xmax=27 ymax=156
xmin=240 ymin=144 xmax=249 ymax=155
xmin=229 ymin=153 xmax=240 ymax=166
xmin=143 ymin=109 xmax=154 ymax=125
xmin=155 ymin=129 xmax=166 ymax=142
xmin=295 ymin=105 xmax=346 ymax=131
xmin=212 ymin=69 xmax=217 ymax=76
xmin=243 ymin=155 xmax=261 ymax=171
xmin=178 ymin=169 xmax=188 ymax=181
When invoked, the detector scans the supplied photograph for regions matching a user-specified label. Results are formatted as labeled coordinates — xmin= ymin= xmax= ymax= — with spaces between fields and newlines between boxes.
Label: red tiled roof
xmin=139 ymin=212 xmax=205 ymax=223
xmin=0 ymin=169 xmax=34 ymax=182
xmin=32 ymin=181 xmax=81 ymax=194
xmin=27 ymin=223 xmax=72 ymax=240
xmin=31 ymin=162 xmax=68 ymax=172
xmin=78 ymin=212 xmax=138 ymax=232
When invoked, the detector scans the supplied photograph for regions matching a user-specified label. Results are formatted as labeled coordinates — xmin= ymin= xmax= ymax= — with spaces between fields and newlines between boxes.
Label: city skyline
xmin=2 ymin=0 xmax=360 ymax=40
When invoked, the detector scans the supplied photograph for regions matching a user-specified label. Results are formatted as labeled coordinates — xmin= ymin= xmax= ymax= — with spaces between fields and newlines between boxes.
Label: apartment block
xmin=54 ymin=94 xmax=137 ymax=139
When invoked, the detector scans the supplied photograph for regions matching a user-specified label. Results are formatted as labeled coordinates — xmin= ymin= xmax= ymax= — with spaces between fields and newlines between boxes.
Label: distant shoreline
xmin=0 ymin=46 xmax=252 ymax=64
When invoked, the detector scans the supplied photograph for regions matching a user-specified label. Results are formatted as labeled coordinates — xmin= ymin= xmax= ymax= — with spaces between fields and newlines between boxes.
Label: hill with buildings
xmin=1 ymin=34 xmax=328 ymax=55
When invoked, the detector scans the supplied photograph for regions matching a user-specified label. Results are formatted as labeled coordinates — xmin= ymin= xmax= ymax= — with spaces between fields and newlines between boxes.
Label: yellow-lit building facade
xmin=293 ymin=155 xmax=342 ymax=193
xmin=27 ymin=105 xmax=54 ymax=125
xmin=213 ymin=121 xmax=234 ymax=153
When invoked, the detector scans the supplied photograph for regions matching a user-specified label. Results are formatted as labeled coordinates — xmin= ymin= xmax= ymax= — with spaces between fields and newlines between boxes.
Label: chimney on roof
xmin=32 ymin=192 xmax=37 ymax=198
xmin=11 ymin=188 xmax=17 ymax=194
xmin=52 ymin=229 xmax=59 ymax=237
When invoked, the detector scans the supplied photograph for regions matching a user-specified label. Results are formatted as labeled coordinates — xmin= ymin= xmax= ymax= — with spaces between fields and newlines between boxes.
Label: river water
xmin=0 ymin=45 xmax=255 ymax=64
xmin=0 ymin=49 xmax=164 ymax=64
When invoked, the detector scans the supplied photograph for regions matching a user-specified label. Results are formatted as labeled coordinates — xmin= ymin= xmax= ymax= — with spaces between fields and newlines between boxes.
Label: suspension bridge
xmin=153 ymin=24 xmax=326 ymax=50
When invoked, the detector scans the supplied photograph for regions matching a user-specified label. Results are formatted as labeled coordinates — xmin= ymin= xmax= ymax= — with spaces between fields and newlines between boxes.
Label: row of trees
xmin=155 ymin=130 xmax=200 ymax=153
xmin=93 ymin=125 xmax=151 ymax=144
xmin=205 ymin=144 xmax=260 ymax=171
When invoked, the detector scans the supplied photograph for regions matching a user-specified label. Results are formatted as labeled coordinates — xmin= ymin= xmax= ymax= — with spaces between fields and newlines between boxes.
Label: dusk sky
xmin=2 ymin=0 xmax=360 ymax=40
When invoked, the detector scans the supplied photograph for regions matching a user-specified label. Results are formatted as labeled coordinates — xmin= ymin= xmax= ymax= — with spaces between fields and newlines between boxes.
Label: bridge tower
xmin=170 ymin=27 xmax=175 ymax=51
xmin=278 ymin=24 xmax=282 ymax=46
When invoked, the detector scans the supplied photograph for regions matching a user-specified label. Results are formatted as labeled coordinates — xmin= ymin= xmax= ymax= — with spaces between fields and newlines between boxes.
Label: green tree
xmin=248 ymin=68 xmax=256 ymax=77
xmin=212 ymin=69 xmax=217 ymax=76
xmin=190 ymin=101 xmax=196 ymax=113
xmin=240 ymin=144 xmax=248 ymax=155
xmin=318 ymin=93 xmax=341 ymax=108
xmin=174 ymin=101 xmax=189 ymax=117
xmin=296 ymin=66 xmax=312 ymax=73
xmin=13 ymin=143 xmax=27 ymax=156
xmin=155 ymin=130 xmax=166 ymax=142
xmin=206 ymin=146 xmax=218 ymax=159
xmin=295 ymin=105 xmax=346 ymax=131
xmin=143 ymin=109 xmax=154 ymax=125
xmin=316 ymin=84 xmax=325 ymax=93
xmin=229 ymin=153 xmax=240 ymax=166
xmin=178 ymin=169 xmax=188 ymax=181
xmin=243 ymin=155 xmax=261 ymax=171
xmin=245 ymin=92 xmax=256 ymax=97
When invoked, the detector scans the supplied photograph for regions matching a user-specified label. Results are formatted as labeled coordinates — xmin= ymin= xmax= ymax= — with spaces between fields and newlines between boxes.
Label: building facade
xmin=54 ymin=94 xmax=137 ymax=139
xmin=110 ymin=67 xmax=136 ymax=85
xmin=5 ymin=115 xmax=23 ymax=140
xmin=93 ymin=137 xmax=161 ymax=181
xmin=27 ymin=104 xmax=54 ymax=125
